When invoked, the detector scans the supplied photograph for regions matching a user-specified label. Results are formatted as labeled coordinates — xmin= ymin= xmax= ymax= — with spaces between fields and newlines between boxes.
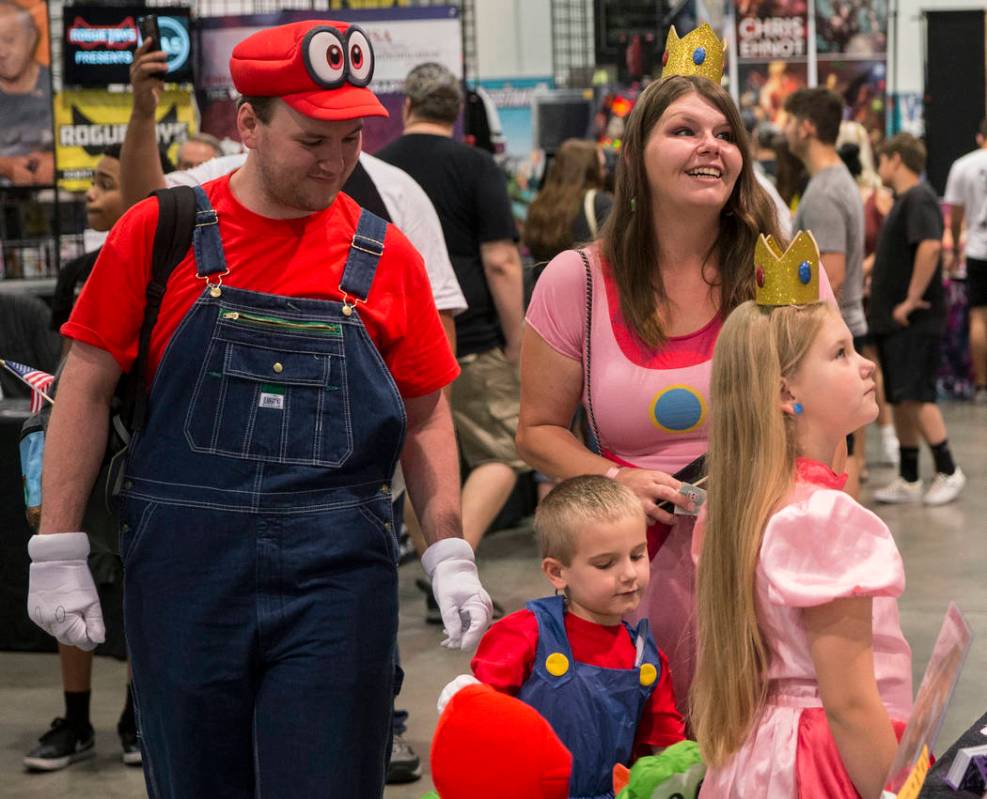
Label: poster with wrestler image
xmin=818 ymin=57 xmax=887 ymax=135
xmin=0 ymin=0 xmax=54 ymax=186
xmin=815 ymin=0 xmax=887 ymax=57
xmin=734 ymin=0 xmax=809 ymax=128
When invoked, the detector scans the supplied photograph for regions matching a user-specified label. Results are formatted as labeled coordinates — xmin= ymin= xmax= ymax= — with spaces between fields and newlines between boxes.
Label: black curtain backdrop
xmin=925 ymin=10 xmax=986 ymax=195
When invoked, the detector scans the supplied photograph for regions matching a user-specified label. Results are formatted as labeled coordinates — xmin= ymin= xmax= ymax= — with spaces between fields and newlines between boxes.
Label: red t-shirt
xmin=63 ymin=175 xmax=459 ymax=398
xmin=471 ymin=608 xmax=685 ymax=757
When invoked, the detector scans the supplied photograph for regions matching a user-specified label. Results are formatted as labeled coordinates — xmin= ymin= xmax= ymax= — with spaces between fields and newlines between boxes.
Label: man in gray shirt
xmin=785 ymin=87 xmax=867 ymax=494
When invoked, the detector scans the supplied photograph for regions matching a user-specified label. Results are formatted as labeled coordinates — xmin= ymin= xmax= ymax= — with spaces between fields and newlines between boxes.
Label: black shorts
xmin=875 ymin=327 xmax=941 ymax=404
xmin=966 ymin=256 xmax=987 ymax=307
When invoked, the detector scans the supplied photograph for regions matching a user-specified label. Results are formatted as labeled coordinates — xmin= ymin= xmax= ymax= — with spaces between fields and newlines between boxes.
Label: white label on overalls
xmin=259 ymin=393 xmax=285 ymax=410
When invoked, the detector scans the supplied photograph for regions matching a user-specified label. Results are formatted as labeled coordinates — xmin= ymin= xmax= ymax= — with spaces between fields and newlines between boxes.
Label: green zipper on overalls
xmin=219 ymin=310 xmax=342 ymax=337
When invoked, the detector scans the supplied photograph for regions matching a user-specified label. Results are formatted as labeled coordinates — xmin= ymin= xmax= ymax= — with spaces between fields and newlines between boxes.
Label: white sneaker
xmin=879 ymin=426 xmax=900 ymax=466
xmin=874 ymin=476 xmax=922 ymax=504
xmin=923 ymin=467 xmax=966 ymax=506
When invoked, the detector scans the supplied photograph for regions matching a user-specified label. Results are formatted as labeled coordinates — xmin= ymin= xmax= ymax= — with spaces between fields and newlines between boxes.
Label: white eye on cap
xmin=303 ymin=26 xmax=347 ymax=88
xmin=345 ymin=26 xmax=374 ymax=87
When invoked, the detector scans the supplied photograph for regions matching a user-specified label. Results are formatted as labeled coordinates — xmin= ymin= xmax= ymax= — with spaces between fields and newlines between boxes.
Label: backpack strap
xmin=128 ymin=185 xmax=198 ymax=433
xmin=338 ymin=209 xmax=387 ymax=310
xmin=577 ymin=248 xmax=603 ymax=454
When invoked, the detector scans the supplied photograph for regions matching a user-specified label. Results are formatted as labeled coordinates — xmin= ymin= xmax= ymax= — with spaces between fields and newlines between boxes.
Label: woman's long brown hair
xmin=600 ymin=76 xmax=782 ymax=348
xmin=524 ymin=139 xmax=605 ymax=262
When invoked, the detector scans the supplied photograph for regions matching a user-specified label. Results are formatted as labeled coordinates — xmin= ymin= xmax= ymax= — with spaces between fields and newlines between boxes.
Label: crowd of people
xmin=8 ymin=15 xmax=985 ymax=799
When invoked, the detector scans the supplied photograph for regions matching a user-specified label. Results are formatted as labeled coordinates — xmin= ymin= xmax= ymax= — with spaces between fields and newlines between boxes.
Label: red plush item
xmin=431 ymin=684 xmax=572 ymax=799
xmin=229 ymin=20 xmax=388 ymax=121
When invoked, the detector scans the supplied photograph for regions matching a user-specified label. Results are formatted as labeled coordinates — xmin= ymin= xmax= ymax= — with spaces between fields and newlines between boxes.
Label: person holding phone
xmin=516 ymin=30 xmax=837 ymax=717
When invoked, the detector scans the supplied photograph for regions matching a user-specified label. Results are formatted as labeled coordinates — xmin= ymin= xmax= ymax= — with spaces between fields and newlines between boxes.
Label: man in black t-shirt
xmin=378 ymin=62 xmax=527 ymax=587
xmin=869 ymin=133 xmax=965 ymax=507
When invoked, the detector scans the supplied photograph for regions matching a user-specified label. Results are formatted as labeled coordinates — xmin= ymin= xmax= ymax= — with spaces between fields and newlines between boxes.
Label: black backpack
xmin=21 ymin=185 xmax=198 ymax=532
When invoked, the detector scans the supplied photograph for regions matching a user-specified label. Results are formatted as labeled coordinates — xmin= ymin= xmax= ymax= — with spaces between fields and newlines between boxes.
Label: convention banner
xmin=818 ymin=57 xmax=886 ymax=132
xmin=53 ymin=88 xmax=196 ymax=192
xmin=196 ymin=5 xmax=461 ymax=153
xmin=815 ymin=0 xmax=888 ymax=132
xmin=815 ymin=0 xmax=887 ymax=57
xmin=733 ymin=0 xmax=809 ymax=128
xmin=0 ymin=0 xmax=55 ymax=186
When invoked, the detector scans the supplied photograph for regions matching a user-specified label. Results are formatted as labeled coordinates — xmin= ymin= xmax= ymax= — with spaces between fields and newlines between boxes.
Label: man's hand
xmin=0 ymin=155 xmax=38 ymax=184
xmin=892 ymin=296 xmax=930 ymax=327
xmin=27 ymin=533 xmax=105 ymax=651
xmin=422 ymin=538 xmax=492 ymax=650
xmin=130 ymin=37 xmax=168 ymax=118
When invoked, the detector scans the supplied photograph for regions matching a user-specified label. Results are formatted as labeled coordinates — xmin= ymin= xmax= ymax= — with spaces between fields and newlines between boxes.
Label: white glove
xmin=422 ymin=538 xmax=493 ymax=650
xmin=27 ymin=533 xmax=105 ymax=652
xmin=437 ymin=673 xmax=481 ymax=716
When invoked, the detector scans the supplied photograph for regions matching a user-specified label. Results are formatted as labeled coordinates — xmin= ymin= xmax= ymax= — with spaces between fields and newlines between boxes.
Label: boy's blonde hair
xmin=691 ymin=300 xmax=832 ymax=766
xmin=534 ymin=475 xmax=645 ymax=564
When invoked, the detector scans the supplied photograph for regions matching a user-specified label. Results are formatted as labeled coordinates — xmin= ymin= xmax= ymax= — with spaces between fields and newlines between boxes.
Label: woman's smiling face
xmin=643 ymin=90 xmax=743 ymax=212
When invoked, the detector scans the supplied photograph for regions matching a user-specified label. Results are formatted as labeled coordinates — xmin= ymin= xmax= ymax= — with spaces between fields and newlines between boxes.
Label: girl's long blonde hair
xmin=690 ymin=300 xmax=831 ymax=765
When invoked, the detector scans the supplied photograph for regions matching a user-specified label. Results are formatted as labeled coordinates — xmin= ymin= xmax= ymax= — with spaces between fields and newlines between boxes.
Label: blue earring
xmin=793 ymin=402 xmax=803 ymax=416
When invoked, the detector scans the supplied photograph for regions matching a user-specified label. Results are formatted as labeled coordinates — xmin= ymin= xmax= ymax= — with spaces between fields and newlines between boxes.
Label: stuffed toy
xmin=423 ymin=683 xmax=572 ymax=799
xmin=615 ymin=741 xmax=706 ymax=799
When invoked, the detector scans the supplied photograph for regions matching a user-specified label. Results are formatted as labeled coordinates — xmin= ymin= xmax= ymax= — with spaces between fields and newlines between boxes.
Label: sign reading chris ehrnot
xmin=62 ymin=4 xmax=192 ymax=86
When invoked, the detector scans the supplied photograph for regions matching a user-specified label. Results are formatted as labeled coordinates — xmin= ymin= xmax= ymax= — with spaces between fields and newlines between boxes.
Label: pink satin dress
xmin=697 ymin=459 xmax=913 ymax=798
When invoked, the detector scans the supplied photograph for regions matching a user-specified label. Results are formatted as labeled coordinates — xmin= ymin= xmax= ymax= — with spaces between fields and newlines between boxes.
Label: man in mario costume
xmin=25 ymin=19 xmax=492 ymax=797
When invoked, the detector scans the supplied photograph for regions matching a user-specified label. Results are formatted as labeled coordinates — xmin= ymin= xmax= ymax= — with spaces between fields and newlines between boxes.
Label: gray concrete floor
xmin=2 ymin=401 xmax=985 ymax=798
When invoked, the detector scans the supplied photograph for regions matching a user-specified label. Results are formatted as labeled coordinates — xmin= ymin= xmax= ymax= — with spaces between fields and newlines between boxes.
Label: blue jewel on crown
xmin=692 ymin=47 xmax=706 ymax=65
xmin=798 ymin=260 xmax=812 ymax=285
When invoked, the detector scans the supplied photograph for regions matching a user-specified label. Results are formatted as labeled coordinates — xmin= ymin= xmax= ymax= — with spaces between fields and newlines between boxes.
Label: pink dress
xmin=526 ymin=247 xmax=837 ymax=717
xmin=698 ymin=459 xmax=913 ymax=798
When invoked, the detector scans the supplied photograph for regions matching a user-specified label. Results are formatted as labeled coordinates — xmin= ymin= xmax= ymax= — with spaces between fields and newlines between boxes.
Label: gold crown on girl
xmin=754 ymin=231 xmax=822 ymax=306
xmin=661 ymin=23 xmax=726 ymax=83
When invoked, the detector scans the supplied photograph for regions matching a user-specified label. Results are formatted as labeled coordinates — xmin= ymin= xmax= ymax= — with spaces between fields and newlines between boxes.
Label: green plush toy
xmin=616 ymin=741 xmax=706 ymax=799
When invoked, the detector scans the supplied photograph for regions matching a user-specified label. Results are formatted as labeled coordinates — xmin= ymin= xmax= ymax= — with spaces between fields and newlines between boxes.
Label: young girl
xmin=691 ymin=283 xmax=912 ymax=798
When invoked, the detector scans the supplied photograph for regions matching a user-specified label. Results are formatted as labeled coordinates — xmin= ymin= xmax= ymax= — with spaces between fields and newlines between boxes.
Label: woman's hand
xmin=614 ymin=468 xmax=694 ymax=525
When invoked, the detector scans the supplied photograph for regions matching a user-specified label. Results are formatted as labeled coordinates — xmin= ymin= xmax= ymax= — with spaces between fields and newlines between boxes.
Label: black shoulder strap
xmin=127 ymin=185 xmax=197 ymax=433
xmin=578 ymin=248 xmax=603 ymax=454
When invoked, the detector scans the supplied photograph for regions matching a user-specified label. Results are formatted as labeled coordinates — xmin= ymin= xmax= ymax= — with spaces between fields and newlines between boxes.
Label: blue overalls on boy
xmin=26 ymin=20 xmax=491 ymax=799
xmin=479 ymin=595 xmax=675 ymax=799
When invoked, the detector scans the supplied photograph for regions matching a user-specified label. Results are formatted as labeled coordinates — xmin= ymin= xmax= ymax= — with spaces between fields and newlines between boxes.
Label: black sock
xmin=929 ymin=439 xmax=956 ymax=476
xmin=64 ymin=690 xmax=91 ymax=732
xmin=118 ymin=683 xmax=136 ymax=734
xmin=899 ymin=446 xmax=920 ymax=483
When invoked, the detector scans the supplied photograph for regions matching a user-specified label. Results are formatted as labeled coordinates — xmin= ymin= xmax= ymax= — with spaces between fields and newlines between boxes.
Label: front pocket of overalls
xmin=185 ymin=330 xmax=353 ymax=467
xmin=119 ymin=499 xmax=159 ymax=569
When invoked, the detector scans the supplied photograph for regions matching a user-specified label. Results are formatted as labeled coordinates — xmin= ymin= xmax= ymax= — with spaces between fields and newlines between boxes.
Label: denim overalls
xmin=118 ymin=187 xmax=405 ymax=798
xmin=517 ymin=596 xmax=660 ymax=799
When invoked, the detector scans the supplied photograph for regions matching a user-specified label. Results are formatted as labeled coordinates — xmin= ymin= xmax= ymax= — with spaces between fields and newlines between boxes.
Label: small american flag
xmin=0 ymin=359 xmax=54 ymax=413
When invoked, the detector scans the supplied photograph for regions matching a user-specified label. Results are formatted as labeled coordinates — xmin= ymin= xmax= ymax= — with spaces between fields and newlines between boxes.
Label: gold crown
xmin=661 ymin=23 xmax=725 ymax=83
xmin=754 ymin=231 xmax=822 ymax=306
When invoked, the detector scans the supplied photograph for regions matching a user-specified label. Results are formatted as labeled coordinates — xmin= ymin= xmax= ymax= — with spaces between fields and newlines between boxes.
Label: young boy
xmin=447 ymin=476 xmax=684 ymax=798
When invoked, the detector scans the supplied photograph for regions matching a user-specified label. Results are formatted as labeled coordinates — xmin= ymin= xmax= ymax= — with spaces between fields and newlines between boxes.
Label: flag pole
xmin=0 ymin=359 xmax=55 ymax=406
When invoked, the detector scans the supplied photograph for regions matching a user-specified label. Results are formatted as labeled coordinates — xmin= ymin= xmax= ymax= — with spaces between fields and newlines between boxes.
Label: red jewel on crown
xmin=755 ymin=266 xmax=765 ymax=288
xmin=662 ymin=50 xmax=669 ymax=66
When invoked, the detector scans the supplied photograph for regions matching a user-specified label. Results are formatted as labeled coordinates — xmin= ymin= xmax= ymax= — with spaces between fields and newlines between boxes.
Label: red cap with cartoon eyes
xmin=230 ymin=20 xmax=388 ymax=121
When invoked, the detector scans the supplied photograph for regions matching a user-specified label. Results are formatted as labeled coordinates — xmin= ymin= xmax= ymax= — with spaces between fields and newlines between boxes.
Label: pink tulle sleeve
xmin=762 ymin=489 xmax=904 ymax=607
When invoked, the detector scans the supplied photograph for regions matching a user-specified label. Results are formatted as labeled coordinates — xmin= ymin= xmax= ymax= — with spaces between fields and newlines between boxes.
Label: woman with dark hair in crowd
xmin=518 ymin=72 xmax=838 ymax=717
xmin=523 ymin=138 xmax=613 ymax=280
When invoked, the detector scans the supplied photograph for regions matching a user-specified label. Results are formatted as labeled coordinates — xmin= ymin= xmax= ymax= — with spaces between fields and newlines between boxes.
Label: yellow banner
xmin=54 ymin=89 xmax=197 ymax=192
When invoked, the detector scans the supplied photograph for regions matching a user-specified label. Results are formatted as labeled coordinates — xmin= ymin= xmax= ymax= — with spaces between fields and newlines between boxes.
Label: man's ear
xmin=237 ymin=103 xmax=261 ymax=149
xmin=541 ymin=557 xmax=567 ymax=592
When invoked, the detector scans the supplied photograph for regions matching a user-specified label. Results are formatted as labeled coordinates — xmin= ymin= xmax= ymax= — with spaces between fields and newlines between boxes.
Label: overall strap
xmin=339 ymin=209 xmax=387 ymax=303
xmin=191 ymin=185 xmax=228 ymax=279
xmin=525 ymin=595 xmax=575 ymax=666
